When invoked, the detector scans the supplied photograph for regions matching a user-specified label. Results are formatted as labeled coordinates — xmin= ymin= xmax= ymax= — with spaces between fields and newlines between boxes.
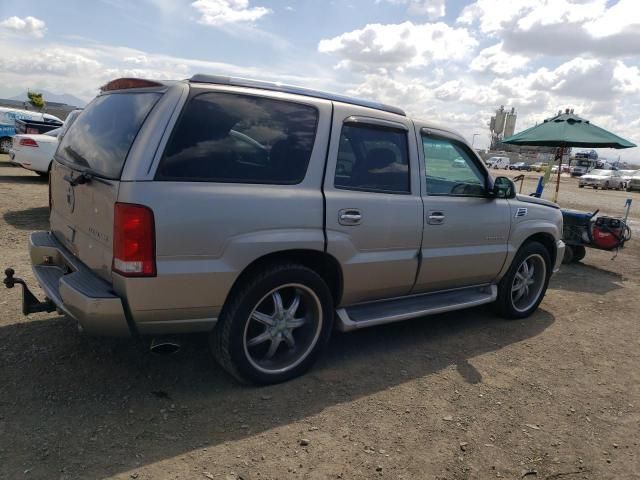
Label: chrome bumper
xmin=29 ymin=231 xmax=131 ymax=336
xmin=554 ymin=240 xmax=565 ymax=273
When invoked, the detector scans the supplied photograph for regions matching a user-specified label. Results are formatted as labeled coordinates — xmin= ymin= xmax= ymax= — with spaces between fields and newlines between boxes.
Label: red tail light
xmin=19 ymin=138 xmax=38 ymax=147
xmin=113 ymin=203 xmax=156 ymax=277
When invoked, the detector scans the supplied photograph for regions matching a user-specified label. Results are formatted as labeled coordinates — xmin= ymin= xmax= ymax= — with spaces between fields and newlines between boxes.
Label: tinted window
xmin=157 ymin=93 xmax=318 ymax=184
xmin=334 ymin=124 xmax=410 ymax=194
xmin=423 ymin=136 xmax=486 ymax=196
xmin=56 ymin=93 xmax=160 ymax=179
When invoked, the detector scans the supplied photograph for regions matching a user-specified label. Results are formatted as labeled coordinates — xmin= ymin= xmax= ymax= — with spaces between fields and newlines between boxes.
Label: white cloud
xmin=470 ymin=42 xmax=530 ymax=74
xmin=191 ymin=0 xmax=271 ymax=26
xmin=318 ymin=21 xmax=477 ymax=72
xmin=0 ymin=16 xmax=46 ymax=38
xmin=378 ymin=0 xmax=446 ymax=20
xmin=458 ymin=0 xmax=640 ymax=58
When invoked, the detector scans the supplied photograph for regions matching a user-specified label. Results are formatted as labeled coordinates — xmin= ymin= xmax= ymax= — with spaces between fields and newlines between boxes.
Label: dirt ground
xmin=1 ymin=156 xmax=639 ymax=480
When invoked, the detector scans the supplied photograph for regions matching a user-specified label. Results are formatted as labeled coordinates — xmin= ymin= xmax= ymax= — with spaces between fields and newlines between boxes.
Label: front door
xmin=413 ymin=130 xmax=510 ymax=293
xmin=324 ymin=105 xmax=423 ymax=305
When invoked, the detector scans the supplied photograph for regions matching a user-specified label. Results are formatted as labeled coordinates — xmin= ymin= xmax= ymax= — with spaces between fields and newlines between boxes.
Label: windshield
xmin=576 ymin=160 xmax=592 ymax=167
xmin=56 ymin=92 xmax=160 ymax=178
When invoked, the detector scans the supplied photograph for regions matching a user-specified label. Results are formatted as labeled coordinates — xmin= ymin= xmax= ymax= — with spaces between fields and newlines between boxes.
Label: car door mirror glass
xmin=493 ymin=176 xmax=516 ymax=199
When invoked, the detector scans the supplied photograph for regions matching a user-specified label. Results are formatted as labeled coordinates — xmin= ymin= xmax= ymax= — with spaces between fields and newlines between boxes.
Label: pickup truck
xmin=4 ymin=75 xmax=565 ymax=384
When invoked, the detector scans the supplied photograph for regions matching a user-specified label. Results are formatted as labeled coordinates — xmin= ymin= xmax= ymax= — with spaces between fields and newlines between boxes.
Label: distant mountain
xmin=9 ymin=90 xmax=87 ymax=108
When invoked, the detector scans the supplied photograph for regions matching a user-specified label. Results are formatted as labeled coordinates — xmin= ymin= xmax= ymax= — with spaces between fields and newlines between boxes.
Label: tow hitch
xmin=3 ymin=268 xmax=56 ymax=315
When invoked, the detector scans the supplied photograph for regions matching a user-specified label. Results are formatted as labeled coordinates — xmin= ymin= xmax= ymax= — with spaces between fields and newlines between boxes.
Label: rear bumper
xmin=29 ymin=231 xmax=131 ymax=336
xmin=554 ymin=240 xmax=565 ymax=273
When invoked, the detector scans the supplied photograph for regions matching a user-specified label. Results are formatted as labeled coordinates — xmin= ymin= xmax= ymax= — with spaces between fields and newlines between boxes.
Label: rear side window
xmin=156 ymin=92 xmax=319 ymax=184
xmin=334 ymin=124 xmax=410 ymax=194
xmin=56 ymin=92 xmax=160 ymax=179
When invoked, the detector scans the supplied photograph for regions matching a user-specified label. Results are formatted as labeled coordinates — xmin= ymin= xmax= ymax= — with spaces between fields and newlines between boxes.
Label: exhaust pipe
xmin=150 ymin=336 xmax=182 ymax=355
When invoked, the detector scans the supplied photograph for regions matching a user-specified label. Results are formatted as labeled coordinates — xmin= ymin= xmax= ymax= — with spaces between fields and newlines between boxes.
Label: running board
xmin=335 ymin=285 xmax=497 ymax=332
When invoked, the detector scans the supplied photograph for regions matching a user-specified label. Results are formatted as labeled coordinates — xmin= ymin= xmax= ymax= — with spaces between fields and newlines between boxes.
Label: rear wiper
xmin=64 ymin=171 xmax=93 ymax=186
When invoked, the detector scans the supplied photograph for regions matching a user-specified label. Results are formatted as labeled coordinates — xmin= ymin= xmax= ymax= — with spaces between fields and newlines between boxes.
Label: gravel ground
xmin=1 ymin=156 xmax=639 ymax=480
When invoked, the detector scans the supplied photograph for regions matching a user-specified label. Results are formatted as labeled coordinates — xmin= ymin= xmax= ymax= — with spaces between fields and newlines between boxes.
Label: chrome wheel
xmin=243 ymin=283 xmax=323 ymax=374
xmin=511 ymin=254 xmax=547 ymax=313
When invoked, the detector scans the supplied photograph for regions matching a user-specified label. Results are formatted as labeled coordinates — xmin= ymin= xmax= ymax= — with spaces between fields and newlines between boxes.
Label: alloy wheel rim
xmin=511 ymin=254 xmax=546 ymax=313
xmin=243 ymin=283 xmax=323 ymax=374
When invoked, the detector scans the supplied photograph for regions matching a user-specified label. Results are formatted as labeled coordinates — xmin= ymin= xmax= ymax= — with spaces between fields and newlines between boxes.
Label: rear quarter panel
xmin=115 ymin=87 xmax=332 ymax=328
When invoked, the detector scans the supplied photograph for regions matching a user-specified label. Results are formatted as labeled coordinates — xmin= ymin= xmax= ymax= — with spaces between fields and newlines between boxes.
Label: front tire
xmin=211 ymin=264 xmax=334 ymax=384
xmin=495 ymin=241 xmax=552 ymax=319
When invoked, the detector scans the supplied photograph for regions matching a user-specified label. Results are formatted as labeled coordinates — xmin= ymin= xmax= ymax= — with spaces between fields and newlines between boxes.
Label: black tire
xmin=578 ymin=184 xmax=584 ymax=188
xmin=495 ymin=241 xmax=552 ymax=319
xmin=0 ymin=137 xmax=11 ymax=154
xmin=572 ymin=245 xmax=586 ymax=263
xmin=562 ymin=245 xmax=574 ymax=264
xmin=211 ymin=263 xmax=334 ymax=385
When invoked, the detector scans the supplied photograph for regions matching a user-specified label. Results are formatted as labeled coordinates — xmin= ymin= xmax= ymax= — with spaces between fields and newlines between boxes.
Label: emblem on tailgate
xmin=66 ymin=184 xmax=75 ymax=213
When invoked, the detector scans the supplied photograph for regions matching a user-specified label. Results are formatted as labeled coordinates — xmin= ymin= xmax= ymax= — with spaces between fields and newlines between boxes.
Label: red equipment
xmin=591 ymin=217 xmax=626 ymax=250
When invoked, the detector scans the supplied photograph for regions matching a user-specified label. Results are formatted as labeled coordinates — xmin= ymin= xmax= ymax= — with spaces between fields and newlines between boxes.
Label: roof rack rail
xmin=189 ymin=74 xmax=406 ymax=117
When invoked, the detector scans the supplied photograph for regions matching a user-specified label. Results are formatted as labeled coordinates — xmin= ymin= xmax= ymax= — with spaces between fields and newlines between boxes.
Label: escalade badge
xmin=66 ymin=184 xmax=76 ymax=213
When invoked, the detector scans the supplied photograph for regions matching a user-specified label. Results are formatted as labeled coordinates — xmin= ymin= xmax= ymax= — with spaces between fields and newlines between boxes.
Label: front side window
xmin=422 ymin=136 xmax=486 ymax=196
xmin=157 ymin=92 xmax=318 ymax=184
xmin=334 ymin=123 xmax=410 ymax=194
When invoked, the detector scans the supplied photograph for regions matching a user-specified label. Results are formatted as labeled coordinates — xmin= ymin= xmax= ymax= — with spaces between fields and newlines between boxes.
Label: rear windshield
xmin=56 ymin=92 xmax=160 ymax=179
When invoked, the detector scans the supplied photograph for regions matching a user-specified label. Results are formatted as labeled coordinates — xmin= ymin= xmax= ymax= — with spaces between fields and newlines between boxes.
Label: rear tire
xmin=495 ymin=241 xmax=552 ymax=319
xmin=572 ymin=245 xmax=586 ymax=263
xmin=0 ymin=137 xmax=11 ymax=154
xmin=211 ymin=263 xmax=334 ymax=385
xmin=562 ymin=245 xmax=574 ymax=264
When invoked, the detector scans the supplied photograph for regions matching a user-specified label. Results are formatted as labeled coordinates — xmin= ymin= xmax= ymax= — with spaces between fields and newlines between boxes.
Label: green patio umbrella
xmin=502 ymin=110 xmax=636 ymax=201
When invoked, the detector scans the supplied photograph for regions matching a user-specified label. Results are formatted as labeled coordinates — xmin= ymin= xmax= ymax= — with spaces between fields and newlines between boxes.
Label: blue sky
xmin=0 ymin=0 xmax=639 ymax=161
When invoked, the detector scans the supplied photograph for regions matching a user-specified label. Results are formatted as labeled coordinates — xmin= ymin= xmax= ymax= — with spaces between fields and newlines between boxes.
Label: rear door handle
xmin=427 ymin=211 xmax=445 ymax=225
xmin=339 ymin=209 xmax=362 ymax=226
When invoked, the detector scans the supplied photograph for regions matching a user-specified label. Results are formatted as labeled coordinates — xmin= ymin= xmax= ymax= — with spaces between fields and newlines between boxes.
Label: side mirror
xmin=492 ymin=176 xmax=516 ymax=199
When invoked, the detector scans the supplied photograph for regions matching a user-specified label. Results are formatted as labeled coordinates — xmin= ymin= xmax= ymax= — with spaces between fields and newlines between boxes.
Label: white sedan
xmin=9 ymin=128 xmax=61 ymax=176
xmin=578 ymin=169 xmax=625 ymax=190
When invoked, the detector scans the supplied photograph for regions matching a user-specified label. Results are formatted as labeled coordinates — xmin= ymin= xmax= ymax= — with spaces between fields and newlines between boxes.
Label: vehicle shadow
xmin=3 ymin=206 xmax=50 ymax=231
xmin=549 ymin=262 xmax=624 ymax=295
xmin=0 ymin=173 xmax=47 ymax=184
xmin=0 ymin=306 xmax=554 ymax=479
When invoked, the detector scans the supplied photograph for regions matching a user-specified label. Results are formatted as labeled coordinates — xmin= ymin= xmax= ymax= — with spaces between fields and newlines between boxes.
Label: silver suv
xmin=5 ymin=75 xmax=565 ymax=384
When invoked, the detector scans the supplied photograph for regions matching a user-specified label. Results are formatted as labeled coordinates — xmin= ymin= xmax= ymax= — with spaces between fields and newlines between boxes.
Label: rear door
xmin=413 ymin=129 xmax=510 ymax=292
xmin=324 ymin=105 xmax=423 ymax=306
xmin=50 ymin=90 xmax=163 ymax=281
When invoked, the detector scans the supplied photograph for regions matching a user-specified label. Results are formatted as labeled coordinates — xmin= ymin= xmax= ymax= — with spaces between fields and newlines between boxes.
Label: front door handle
xmin=427 ymin=211 xmax=445 ymax=225
xmin=339 ymin=209 xmax=362 ymax=226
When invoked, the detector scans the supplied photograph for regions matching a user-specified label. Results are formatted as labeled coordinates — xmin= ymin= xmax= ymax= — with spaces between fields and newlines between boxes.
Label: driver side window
xmin=422 ymin=136 xmax=486 ymax=196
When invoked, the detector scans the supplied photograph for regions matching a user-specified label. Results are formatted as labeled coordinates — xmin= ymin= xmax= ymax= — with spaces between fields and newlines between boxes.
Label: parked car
xmin=8 ymin=110 xmax=82 ymax=176
xmin=531 ymin=162 xmax=549 ymax=172
xmin=0 ymin=106 xmax=63 ymax=154
xmin=9 ymin=128 xmax=61 ymax=176
xmin=627 ymin=172 xmax=640 ymax=192
xmin=5 ymin=75 xmax=565 ymax=385
xmin=619 ymin=169 xmax=639 ymax=189
xmin=578 ymin=169 xmax=625 ymax=189
xmin=486 ymin=156 xmax=510 ymax=169
xmin=510 ymin=162 xmax=531 ymax=171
